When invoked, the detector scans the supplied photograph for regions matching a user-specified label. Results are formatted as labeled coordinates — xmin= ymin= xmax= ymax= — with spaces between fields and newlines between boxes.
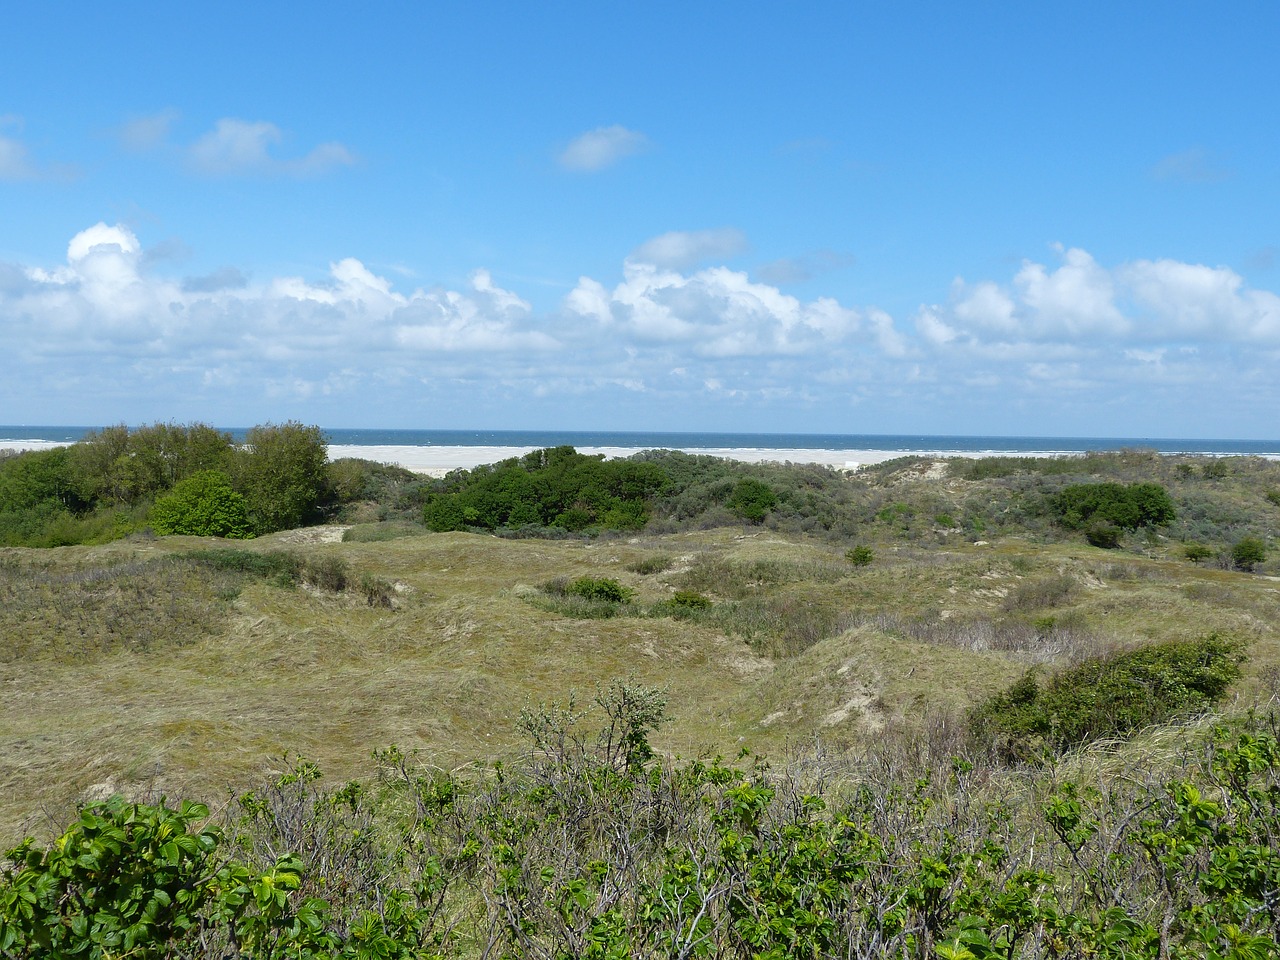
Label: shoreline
xmin=5 ymin=440 xmax=1276 ymax=478
xmin=327 ymin=444 xmax=939 ymax=476
xmin=0 ymin=439 xmax=1060 ymax=477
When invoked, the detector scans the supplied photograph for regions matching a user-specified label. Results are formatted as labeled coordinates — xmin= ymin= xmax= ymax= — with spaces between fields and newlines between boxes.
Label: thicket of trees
xmin=0 ymin=422 xmax=331 ymax=546
xmin=422 ymin=446 xmax=668 ymax=533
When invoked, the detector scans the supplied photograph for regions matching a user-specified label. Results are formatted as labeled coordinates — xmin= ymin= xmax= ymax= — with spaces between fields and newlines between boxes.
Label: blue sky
xmin=3 ymin=3 xmax=1278 ymax=437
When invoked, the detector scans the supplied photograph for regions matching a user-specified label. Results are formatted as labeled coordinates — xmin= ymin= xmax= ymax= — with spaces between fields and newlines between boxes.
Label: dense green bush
xmin=566 ymin=576 xmax=633 ymax=603
xmin=67 ymin=422 xmax=235 ymax=506
xmin=0 ymin=421 xmax=331 ymax=547
xmin=1084 ymin=520 xmax=1122 ymax=548
xmin=1232 ymin=536 xmax=1267 ymax=571
xmin=423 ymin=446 xmax=667 ymax=533
xmin=1183 ymin=542 xmax=1214 ymax=562
xmin=969 ymin=633 xmax=1242 ymax=761
xmin=846 ymin=545 xmax=874 ymax=566
xmin=150 ymin=470 xmax=252 ymax=538
xmin=669 ymin=589 xmax=711 ymax=609
xmin=185 ymin=547 xmax=303 ymax=584
xmin=1052 ymin=481 xmax=1175 ymax=532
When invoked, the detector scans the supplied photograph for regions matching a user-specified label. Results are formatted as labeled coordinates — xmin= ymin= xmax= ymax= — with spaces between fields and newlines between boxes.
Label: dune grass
xmin=3 ymin=457 xmax=1279 ymax=842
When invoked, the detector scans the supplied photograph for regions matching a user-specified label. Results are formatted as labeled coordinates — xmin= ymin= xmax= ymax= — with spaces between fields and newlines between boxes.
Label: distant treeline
xmin=2 ymin=434 xmax=1277 ymax=571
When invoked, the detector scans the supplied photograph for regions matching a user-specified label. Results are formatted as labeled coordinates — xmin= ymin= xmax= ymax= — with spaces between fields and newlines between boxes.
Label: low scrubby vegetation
xmin=4 ymin=440 xmax=1280 ymax=956
xmin=969 ymin=633 xmax=1243 ymax=761
xmin=5 ymin=684 xmax=1280 ymax=958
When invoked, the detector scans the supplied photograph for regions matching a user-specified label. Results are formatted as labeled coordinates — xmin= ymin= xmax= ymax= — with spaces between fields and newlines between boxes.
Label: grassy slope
xmin=2 ymin=460 xmax=1278 ymax=841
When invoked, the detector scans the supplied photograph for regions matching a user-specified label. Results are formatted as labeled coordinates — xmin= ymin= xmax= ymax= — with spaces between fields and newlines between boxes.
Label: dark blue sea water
xmin=3 ymin=426 xmax=1279 ymax=457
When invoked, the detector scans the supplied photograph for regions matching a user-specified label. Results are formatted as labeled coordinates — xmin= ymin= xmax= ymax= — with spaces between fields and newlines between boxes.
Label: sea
xmin=2 ymin=426 xmax=1279 ymax=458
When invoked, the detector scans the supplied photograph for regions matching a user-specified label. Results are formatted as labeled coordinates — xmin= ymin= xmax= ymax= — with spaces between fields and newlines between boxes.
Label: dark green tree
xmin=727 ymin=478 xmax=777 ymax=523
xmin=231 ymin=422 xmax=329 ymax=534
xmin=1232 ymin=537 xmax=1267 ymax=572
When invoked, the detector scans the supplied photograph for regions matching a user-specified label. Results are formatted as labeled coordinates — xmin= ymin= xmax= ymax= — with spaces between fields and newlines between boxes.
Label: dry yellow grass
xmin=3 ymin=521 xmax=1277 ymax=841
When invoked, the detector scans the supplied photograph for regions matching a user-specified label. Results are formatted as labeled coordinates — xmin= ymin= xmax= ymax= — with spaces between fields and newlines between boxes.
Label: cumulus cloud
xmin=558 ymin=125 xmax=648 ymax=172
xmin=5 ymin=227 xmax=1280 ymax=432
xmin=187 ymin=118 xmax=356 ymax=177
xmin=565 ymin=260 xmax=868 ymax=357
xmin=629 ymin=229 xmax=748 ymax=270
xmin=924 ymin=245 xmax=1280 ymax=352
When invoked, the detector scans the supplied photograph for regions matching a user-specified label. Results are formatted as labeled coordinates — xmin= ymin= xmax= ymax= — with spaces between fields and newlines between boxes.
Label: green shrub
xmin=1201 ymin=459 xmax=1230 ymax=480
xmin=150 ymin=470 xmax=252 ymax=538
xmin=1266 ymin=490 xmax=1280 ymax=507
xmin=0 ymin=795 xmax=334 ymax=958
xmin=670 ymin=590 xmax=711 ymax=609
xmin=1182 ymin=542 xmax=1214 ymax=563
xmin=421 ymin=447 xmax=666 ymax=534
xmin=566 ymin=577 xmax=634 ymax=603
xmin=845 ymin=545 xmax=874 ymax=567
xmin=969 ymin=633 xmax=1243 ymax=761
xmin=231 ymin=421 xmax=329 ymax=534
xmin=1232 ymin=537 xmax=1267 ymax=572
xmin=185 ymin=548 xmax=303 ymax=585
xmin=299 ymin=555 xmax=349 ymax=592
xmin=358 ymin=573 xmax=395 ymax=608
xmin=1084 ymin=520 xmax=1122 ymax=548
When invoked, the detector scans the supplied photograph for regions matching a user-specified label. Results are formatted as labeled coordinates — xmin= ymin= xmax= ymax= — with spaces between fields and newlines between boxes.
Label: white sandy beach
xmin=1 ymin=438 xmax=975 ymax=476
xmin=324 ymin=444 xmax=974 ymax=476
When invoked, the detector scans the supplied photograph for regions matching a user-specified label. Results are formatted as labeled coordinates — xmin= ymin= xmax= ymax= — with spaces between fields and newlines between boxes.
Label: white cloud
xmin=188 ymin=118 xmax=356 ymax=177
xmin=629 ymin=228 xmax=748 ymax=270
xmin=1120 ymin=258 xmax=1280 ymax=341
xmin=5 ymin=228 xmax=1280 ymax=433
xmin=565 ymin=260 xmax=872 ymax=358
xmin=558 ymin=125 xmax=648 ymax=172
xmin=1013 ymin=246 xmax=1128 ymax=337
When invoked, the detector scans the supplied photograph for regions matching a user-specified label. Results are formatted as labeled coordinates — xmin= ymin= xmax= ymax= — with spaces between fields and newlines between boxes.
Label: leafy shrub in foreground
xmin=969 ymin=633 xmax=1243 ymax=761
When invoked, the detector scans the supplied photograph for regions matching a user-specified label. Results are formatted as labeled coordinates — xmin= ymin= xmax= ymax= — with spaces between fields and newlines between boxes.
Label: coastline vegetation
xmin=2 ymin=436 xmax=1280 ymax=955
